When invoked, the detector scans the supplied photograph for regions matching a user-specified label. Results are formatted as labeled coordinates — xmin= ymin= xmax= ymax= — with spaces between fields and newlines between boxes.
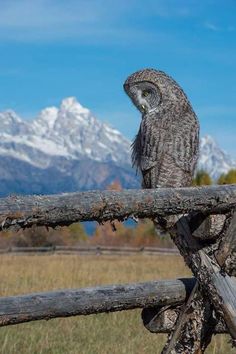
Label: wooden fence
xmin=0 ymin=245 xmax=178 ymax=255
xmin=0 ymin=184 xmax=235 ymax=353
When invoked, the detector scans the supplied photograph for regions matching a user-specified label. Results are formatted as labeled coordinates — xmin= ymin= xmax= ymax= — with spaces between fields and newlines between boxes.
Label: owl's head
xmin=124 ymin=68 xmax=189 ymax=115
xmin=124 ymin=79 xmax=161 ymax=114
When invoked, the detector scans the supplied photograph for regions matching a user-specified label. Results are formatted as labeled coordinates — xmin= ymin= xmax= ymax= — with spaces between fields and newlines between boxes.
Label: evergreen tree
xmin=217 ymin=169 xmax=236 ymax=184
xmin=193 ymin=170 xmax=212 ymax=186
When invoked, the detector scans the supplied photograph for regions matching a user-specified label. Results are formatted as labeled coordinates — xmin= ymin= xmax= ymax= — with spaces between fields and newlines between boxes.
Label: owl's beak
xmin=140 ymin=104 xmax=147 ymax=114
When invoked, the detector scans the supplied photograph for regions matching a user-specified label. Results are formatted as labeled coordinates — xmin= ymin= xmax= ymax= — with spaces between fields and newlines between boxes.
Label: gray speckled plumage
xmin=124 ymin=68 xmax=199 ymax=190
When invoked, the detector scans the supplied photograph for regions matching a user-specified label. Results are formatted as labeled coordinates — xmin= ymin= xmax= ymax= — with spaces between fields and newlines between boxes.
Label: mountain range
xmin=0 ymin=97 xmax=235 ymax=196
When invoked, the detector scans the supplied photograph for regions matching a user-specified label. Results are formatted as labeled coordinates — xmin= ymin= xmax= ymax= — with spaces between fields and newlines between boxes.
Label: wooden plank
xmin=0 ymin=185 xmax=235 ymax=231
xmin=0 ymin=278 xmax=195 ymax=327
xmin=142 ymin=306 xmax=226 ymax=334
xmin=215 ymin=212 xmax=236 ymax=276
xmin=0 ymin=246 xmax=179 ymax=255
xmin=200 ymin=251 xmax=236 ymax=339
xmin=162 ymin=214 xmax=236 ymax=353
xmin=10 ymin=246 xmax=55 ymax=253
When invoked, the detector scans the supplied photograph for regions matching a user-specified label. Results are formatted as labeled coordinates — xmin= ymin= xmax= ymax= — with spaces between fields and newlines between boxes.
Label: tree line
xmin=193 ymin=168 xmax=236 ymax=186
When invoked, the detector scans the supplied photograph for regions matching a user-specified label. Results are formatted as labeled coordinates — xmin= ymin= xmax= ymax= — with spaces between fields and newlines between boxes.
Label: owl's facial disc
xmin=124 ymin=81 xmax=161 ymax=115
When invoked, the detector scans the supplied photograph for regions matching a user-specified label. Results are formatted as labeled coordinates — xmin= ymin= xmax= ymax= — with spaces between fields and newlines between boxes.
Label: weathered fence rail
xmin=0 ymin=245 xmax=178 ymax=255
xmin=0 ymin=278 xmax=195 ymax=327
xmin=0 ymin=184 xmax=236 ymax=230
xmin=0 ymin=184 xmax=235 ymax=353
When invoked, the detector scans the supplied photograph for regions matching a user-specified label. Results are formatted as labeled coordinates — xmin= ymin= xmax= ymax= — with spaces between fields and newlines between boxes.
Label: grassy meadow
xmin=0 ymin=254 xmax=233 ymax=354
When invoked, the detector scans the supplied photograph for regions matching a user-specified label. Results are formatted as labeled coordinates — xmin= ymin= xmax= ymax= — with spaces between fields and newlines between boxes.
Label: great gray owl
xmin=124 ymin=68 xmax=200 ymax=229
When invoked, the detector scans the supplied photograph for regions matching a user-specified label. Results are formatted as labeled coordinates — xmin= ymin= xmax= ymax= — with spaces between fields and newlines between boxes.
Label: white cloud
xmin=0 ymin=0 xmax=121 ymax=42
xmin=204 ymin=22 xmax=219 ymax=31
xmin=0 ymin=0 xmax=195 ymax=42
xmin=204 ymin=21 xmax=235 ymax=33
xmin=0 ymin=0 xmax=101 ymax=28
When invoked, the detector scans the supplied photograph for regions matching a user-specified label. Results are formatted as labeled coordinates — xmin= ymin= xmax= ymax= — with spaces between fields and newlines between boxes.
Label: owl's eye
xmin=142 ymin=90 xmax=150 ymax=97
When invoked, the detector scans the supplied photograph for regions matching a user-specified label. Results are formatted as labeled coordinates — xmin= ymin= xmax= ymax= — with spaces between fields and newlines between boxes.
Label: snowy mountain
xmin=0 ymin=97 xmax=235 ymax=196
xmin=0 ymin=97 xmax=137 ymax=196
xmin=198 ymin=135 xmax=236 ymax=180
xmin=0 ymin=97 xmax=131 ymax=169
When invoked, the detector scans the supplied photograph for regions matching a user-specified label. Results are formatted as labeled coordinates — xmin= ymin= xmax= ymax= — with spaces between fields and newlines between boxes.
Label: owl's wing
xmin=172 ymin=111 xmax=199 ymax=173
xmin=132 ymin=119 xmax=169 ymax=190
xmin=131 ymin=128 xmax=142 ymax=172
xmin=132 ymin=120 xmax=166 ymax=173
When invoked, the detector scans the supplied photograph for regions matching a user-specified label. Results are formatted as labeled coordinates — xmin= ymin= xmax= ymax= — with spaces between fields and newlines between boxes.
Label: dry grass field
xmin=0 ymin=254 xmax=233 ymax=354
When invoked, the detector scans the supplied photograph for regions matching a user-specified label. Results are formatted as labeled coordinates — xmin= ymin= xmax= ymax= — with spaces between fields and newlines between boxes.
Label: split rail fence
xmin=0 ymin=184 xmax=235 ymax=353
xmin=0 ymin=245 xmax=178 ymax=255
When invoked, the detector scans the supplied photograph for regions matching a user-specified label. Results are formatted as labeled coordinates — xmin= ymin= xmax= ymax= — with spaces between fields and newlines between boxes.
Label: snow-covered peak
xmin=0 ymin=97 xmax=131 ymax=168
xmin=34 ymin=106 xmax=59 ymax=132
xmin=0 ymin=99 xmax=235 ymax=181
xmin=198 ymin=135 xmax=236 ymax=180
xmin=37 ymin=107 xmax=58 ymax=129
xmin=201 ymin=135 xmax=217 ymax=148
xmin=39 ymin=107 xmax=58 ymax=122
xmin=53 ymin=97 xmax=130 ymax=163
xmin=0 ymin=110 xmax=30 ymax=135
xmin=60 ymin=97 xmax=90 ymax=115
xmin=0 ymin=110 xmax=22 ymax=123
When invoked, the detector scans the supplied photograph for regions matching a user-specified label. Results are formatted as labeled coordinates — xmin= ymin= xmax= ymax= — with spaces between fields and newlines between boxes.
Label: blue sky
xmin=0 ymin=0 xmax=236 ymax=155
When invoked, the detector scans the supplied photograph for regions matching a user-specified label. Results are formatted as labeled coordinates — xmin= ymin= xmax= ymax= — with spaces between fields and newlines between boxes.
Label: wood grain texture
xmin=0 ymin=278 xmax=195 ymax=327
xmin=215 ymin=212 xmax=236 ymax=276
xmin=142 ymin=306 xmax=227 ymax=334
xmin=0 ymin=184 xmax=235 ymax=231
xmin=162 ymin=213 xmax=236 ymax=353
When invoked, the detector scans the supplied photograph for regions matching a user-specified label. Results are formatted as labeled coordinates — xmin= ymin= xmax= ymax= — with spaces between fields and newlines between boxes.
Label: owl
xmin=124 ymin=68 xmax=199 ymax=190
xmin=124 ymin=68 xmax=200 ymax=230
